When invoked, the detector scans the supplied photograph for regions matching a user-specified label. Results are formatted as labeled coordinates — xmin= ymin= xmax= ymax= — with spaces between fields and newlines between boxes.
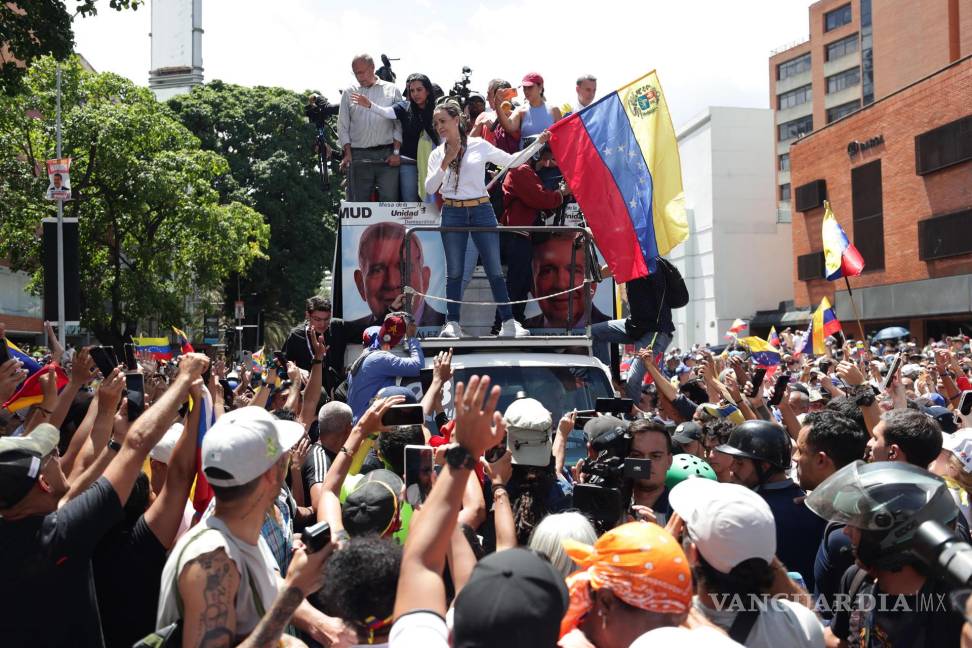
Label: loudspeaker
xmin=42 ymin=220 xmax=81 ymax=323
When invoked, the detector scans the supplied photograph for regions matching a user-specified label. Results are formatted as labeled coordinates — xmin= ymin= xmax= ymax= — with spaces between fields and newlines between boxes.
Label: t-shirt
xmin=813 ymin=521 xmax=854 ymax=623
xmin=831 ymin=571 xmax=964 ymax=647
xmin=93 ymin=513 xmax=168 ymax=648
xmin=694 ymin=595 xmax=825 ymax=648
xmin=302 ymin=443 xmax=335 ymax=497
xmin=756 ymin=479 xmax=827 ymax=593
xmin=389 ymin=610 xmax=449 ymax=648
xmin=157 ymin=516 xmax=280 ymax=637
xmin=0 ymin=477 xmax=122 ymax=648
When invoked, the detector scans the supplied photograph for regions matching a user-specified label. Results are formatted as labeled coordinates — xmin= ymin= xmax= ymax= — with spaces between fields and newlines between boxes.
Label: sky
xmin=73 ymin=0 xmax=816 ymax=130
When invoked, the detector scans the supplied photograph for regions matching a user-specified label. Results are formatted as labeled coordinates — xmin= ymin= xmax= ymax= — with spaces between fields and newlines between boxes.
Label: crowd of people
xmin=3 ymin=52 xmax=972 ymax=648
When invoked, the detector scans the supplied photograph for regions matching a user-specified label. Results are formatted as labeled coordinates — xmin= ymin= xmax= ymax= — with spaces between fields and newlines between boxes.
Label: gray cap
xmin=0 ymin=423 xmax=59 ymax=508
xmin=202 ymin=406 xmax=303 ymax=487
xmin=504 ymin=398 xmax=553 ymax=467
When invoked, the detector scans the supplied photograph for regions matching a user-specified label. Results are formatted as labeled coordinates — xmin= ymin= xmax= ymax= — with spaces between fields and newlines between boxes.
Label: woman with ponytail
xmin=425 ymin=101 xmax=549 ymax=338
xmin=352 ymin=73 xmax=439 ymax=201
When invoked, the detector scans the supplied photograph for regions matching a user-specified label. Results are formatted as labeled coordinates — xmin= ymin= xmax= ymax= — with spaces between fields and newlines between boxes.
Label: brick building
xmin=789 ymin=55 xmax=972 ymax=341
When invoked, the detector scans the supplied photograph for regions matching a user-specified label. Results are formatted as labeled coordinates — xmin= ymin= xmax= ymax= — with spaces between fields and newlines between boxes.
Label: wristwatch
xmin=311 ymin=359 xmax=323 ymax=365
xmin=393 ymin=148 xmax=400 ymax=156
xmin=107 ymin=438 xmax=122 ymax=453
xmin=445 ymin=444 xmax=477 ymax=471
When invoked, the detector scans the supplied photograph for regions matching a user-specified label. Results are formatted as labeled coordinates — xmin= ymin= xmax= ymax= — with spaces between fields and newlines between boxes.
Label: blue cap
xmin=926 ymin=393 xmax=946 ymax=407
xmin=375 ymin=385 xmax=419 ymax=404
xmin=675 ymin=364 xmax=692 ymax=375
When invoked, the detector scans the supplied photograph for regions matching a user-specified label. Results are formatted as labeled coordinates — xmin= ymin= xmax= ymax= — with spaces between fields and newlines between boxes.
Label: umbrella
xmin=872 ymin=326 xmax=910 ymax=341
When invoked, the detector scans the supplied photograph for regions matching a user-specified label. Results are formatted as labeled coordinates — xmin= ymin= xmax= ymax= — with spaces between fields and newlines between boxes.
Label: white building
xmin=669 ymin=106 xmax=793 ymax=348
xmin=149 ymin=0 xmax=204 ymax=101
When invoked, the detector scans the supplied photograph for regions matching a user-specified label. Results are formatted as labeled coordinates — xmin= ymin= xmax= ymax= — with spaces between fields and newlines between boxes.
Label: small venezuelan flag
xmin=133 ymin=336 xmax=173 ymax=361
xmin=768 ymin=326 xmax=781 ymax=349
xmin=802 ymin=297 xmax=843 ymax=356
xmin=736 ymin=336 xmax=782 ymax=368
xmin=172 ymin=326 xmax=194 ymax=354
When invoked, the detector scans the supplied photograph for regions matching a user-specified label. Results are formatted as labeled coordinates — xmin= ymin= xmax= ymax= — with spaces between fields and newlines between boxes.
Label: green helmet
xmin=665 ymin=453 xmax=717 ymax=490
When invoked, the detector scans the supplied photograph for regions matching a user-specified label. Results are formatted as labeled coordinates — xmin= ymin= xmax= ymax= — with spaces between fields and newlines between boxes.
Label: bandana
xmin=559 ymin=522 xmax=692 ymax=638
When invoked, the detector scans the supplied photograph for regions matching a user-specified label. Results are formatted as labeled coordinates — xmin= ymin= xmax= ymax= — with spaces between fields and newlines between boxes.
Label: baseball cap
xmin=453 ymin=548 xmax=568 ymax=648
xmin=675 ymin=363 xmax=692 ymax=376
xmin=202 ymin=406 xmax=304 ymax=487
xmin=582 ymin=415 xmax=627 ymax=444
xmin=504 ymin=398 xmax=553 ymax=467
xmin=0 ymin=423 xmax=59 ymax=508
xmin=943 ymin=429 xmax=972 ymax=472
xmin=343 ymin=469 xmax=403 ymax=536
xmin=374 ymin=385 xmax=419 ymax=404
xmin=149 ymin=422 xmax=184 ymax=464
xmin=379 ymin=315 xmax=406 ymax=347
xmin=925 ymin=393 xmax=947 ymax=407
xmin=669 ymin=477 xmax=776 ymax=574
xmin=521 ymin=72 xmax=544 ymax=87
xmin=672 ymin=421 xmax=703 ymax=445
xmin=924 ymin=405 xmax=959 ymax=434
xmin=901 ymin=363 xmax=921 ymax=379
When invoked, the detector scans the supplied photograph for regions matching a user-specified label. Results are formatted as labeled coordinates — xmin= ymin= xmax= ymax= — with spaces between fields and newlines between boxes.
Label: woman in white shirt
xmin=425 ymin=101 xmax=549 ymax=338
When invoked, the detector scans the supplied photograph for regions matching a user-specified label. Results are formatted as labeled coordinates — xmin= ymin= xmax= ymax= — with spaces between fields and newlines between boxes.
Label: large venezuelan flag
xmin=549 ymin=71 xmax=688 ymax=283
xmin=133 ymin=336 xmax=173 ymax=361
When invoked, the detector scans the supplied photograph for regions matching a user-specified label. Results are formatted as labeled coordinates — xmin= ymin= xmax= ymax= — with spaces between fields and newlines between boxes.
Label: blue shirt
xmin=756 ymin=478 xmax=826 ymax=594
xmin=813 ymin=521 xmax=853 ymax=624
xmin=519 ymin=103 xmax=554 ymax=148
xmin=346 ymin=339 xmax=425 ymax=421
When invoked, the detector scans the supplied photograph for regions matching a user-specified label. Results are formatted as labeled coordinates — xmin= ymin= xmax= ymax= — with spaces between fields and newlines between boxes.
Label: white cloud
xmin=73 ymin=0 xmax=814 ymax=127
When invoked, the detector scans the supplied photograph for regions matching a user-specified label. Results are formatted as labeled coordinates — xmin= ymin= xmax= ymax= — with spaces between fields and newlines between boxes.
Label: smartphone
xmin=202 ymin=361 xmax=212 ymax=385
xmin=623 ymin=458 xmax=652 ymax=480
xmin=748 ymin=368 xmax=767 ymax=398
xmin=302 ymin=521 xmax=332 ymax=553
xmin=574 ymin=409 xmax=597 ymax=430
xmin=0 ymin=338 xmax=9 ymax=365
xmin=126 ymin=372 xmax=145 ymax=421
xmin=404 ymin=445 xmax=436 ymax=504
xmin=123 ymin=343 xmax=138 ymax=371
xmin=498 ymin=87 xmax=517 ymax=101
xmin=382 ymin=403 xmax=424 ymax=426
xmin=883 ymin=353 xmax=903 ymax=391
xmin=595 ymin=397 xmax=634 ymax=416
xmin=768 ymin=372 xmax=791 ymax=407
xmin=90 ymin=346 xmax=117 ymax=378
xmin=959 ymin=391 xmax=972 ymax=417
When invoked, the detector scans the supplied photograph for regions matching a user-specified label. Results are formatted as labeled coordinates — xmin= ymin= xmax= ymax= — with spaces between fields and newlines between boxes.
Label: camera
xmin=305 ymin=94 xmax=340 ymax=128
xmin=447 ymin=66 xmax=473 ymax=107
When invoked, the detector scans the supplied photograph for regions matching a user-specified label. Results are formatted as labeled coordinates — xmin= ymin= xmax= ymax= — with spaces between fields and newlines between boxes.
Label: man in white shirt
xmin=338 ymin=54 xmax=403 ymax=201
xmin=561 ymin=74 xmax=597 ymax=117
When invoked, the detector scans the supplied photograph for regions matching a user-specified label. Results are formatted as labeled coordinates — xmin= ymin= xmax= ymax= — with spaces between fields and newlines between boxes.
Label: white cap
xmin=943 ymin=428 xmax=972 ymax=473
xmin=149 ymin=423 xmax=184 ymax=464
xmin=504 ymin=398 xmax=552 ymax=467
xmin=669 ymin=478 xmax=776 ymax=574
xmin=202 ymin=406 xmax=304 ymax=487
xmin=630 ymin=626 xmax=744 ymax=648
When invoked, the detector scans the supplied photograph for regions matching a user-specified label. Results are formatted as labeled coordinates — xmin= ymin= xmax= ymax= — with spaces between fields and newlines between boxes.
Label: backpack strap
xmin=728 ymin=610 xmax=760 ymax=644
xmin=846 ymin=565 xmax=870 ymax=601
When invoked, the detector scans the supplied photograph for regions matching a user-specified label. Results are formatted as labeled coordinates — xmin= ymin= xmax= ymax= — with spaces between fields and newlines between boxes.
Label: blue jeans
xmin=441 ymin=203 xmax=512 ymax=322
xmin=399 ymin=163 xmax=419 ymax=202
xmin=460 ymin=238 xmax=479 ymax=295
xmin=591 ymin=320 xmax=672 ymax=400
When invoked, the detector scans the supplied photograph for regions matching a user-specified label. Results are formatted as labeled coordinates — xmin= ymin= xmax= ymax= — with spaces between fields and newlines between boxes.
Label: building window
xmin=915 ymin=115 xmax=972 ymax=175
xmin=777 ymin=53 xmax=812 ymax=81
xmin=861 ymin=0 xmax=874 ymax=104
xmin=851 ymin=160 xmax=884 ymax=271
xmin=827 ymin=67 xmax=861 ymax=93
xmin=778 ymin=115 xmax=813 ymax=141
xmin=779 ymin=153 xmax=790 ymax=172
xmin=778 ymin=84 xmax=812 ymax=110
xmin=918 ymin=209 xmax=972 ymax=260
xmin=780 ymin=183 xmax=791 ymax=201
xmin=825 ymin=4 xmax=852 ymax=31
xmin=826 ymin=99 xmax=861 ymax=123
xmin=825 ymin=33 xmax=859 ymax=61
xmin=798 ymin=252 xmax=826 ymax=280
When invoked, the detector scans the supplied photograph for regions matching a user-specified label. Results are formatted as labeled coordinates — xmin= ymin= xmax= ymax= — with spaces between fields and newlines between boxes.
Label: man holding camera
xmin=625 ymin=419 xmax=675 ymax=523
xmin=337 ymin=54 xmax=402 ymax=201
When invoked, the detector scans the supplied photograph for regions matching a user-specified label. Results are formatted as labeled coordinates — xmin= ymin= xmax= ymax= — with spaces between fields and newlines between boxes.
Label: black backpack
xmin=657 ymin=257 xmax=689 ymax=309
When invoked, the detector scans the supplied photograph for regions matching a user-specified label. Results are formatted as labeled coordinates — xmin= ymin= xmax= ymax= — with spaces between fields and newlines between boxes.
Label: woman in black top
xmin=352 ymin=73 xmax=439 ymax=201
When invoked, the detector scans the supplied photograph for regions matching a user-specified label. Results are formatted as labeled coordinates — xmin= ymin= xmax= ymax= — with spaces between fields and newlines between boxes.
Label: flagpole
xmin=842 ymin=276 xmax=867 ymax=342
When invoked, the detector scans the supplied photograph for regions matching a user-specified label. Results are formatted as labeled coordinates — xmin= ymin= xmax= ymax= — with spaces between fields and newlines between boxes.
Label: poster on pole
xmin=45 ymin=158 xmax=72 ymax=201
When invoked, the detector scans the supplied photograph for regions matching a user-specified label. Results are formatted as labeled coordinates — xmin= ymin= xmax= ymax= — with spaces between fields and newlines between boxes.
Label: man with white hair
xmin=304 ymin=400 xmax=354 ymax=515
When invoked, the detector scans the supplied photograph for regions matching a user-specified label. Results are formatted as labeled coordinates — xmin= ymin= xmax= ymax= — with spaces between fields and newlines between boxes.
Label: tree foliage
xmin=167 ymin=80 xmax=340 ymax=328
xmin=0 ymin=56 xmax=269 ymax=345
xmin=0 ymin=0 xmax=142 ymax=95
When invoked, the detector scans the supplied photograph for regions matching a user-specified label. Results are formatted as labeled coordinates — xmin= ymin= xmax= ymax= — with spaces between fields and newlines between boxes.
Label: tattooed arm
xmin=179 ymin=548 xmax=241 ymax=648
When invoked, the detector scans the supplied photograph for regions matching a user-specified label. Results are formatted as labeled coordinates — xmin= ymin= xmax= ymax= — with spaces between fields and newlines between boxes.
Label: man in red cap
xmin=345 ymin=314 xmax=424 ymax=422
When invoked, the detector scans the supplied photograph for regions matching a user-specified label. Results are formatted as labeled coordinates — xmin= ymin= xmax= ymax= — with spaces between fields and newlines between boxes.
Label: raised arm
xmin=299 ymin=330 xmax=327 ymax=429
xmin=50 ymin=346 xmax=94 ymax=430
xmin=482 ymin=448 xmax=516 ymax=551
xmin=394 ymin=375 xmax=501 ymax=619
xmin=421 ymin=349 xmax=452 ymax=417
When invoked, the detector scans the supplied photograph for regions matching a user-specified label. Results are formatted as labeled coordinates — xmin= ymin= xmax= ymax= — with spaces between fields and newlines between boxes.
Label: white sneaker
xmin=499 ymin=319 xmax=530 ymax=338
xmin=439 ymin=321 xmax=464 ymax=338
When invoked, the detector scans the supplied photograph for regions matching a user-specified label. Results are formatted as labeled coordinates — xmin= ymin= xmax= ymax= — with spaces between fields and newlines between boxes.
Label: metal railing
xmin=402 ymin=225 xmax=598 ymax=337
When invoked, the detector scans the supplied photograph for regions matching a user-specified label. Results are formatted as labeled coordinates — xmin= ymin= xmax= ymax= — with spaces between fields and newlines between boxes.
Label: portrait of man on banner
xmin=45 ymin=158 xmax=72 ymax=201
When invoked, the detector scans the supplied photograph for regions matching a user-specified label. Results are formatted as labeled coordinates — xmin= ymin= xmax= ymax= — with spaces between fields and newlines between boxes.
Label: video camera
xmin=304 ymin=94 xmax=339 ymax=128
xmin=448 ymin=66 xmax=473 ymax=107
xmin=575 ymin=422 xmax=651 ymax=533
xmin=376 ymin=54 xmax=398 ymax=84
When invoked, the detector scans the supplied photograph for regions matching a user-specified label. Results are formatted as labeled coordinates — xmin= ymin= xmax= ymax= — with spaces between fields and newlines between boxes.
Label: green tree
xmin=168 ymin=81 xmax=339 ymax=334
xmin=0 ymin=56 xmax=269 ymax=346
xmin=0 ymin=0 xmax=142 ymax=95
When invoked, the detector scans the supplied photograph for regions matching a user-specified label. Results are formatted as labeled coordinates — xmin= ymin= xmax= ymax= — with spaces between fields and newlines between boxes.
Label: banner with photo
xmin=336 ymin=201 xmax=615 ymax=339
xmin=45 ymin=158 xmax=72 ymax=201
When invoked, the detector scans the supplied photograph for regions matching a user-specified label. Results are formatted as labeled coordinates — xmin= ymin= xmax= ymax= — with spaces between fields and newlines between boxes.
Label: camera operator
xmin=625 ymin=419 xmax=674 ymax=523
xmin=807 ymin=461 xmax=967 ymax=647
xmin=498 ymin=137 xmax=570 ymax=327
xmin=337 ymin=54 xmax=403 ymax=201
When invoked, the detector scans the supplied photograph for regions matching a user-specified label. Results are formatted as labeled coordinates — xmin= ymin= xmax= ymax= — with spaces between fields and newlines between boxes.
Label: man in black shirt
xmin=282 ymin=296 xmax=348 ymax=398
xmin=305 ymin=400 xmax=354 ymax=515
xmin=0 ymin=353 xmax=208 ymax=648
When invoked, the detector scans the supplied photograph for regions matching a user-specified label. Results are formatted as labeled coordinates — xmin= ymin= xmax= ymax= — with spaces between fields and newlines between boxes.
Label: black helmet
xmin=714 ymin=420 xmax=791 ymax=473
xmin=806 ymin=461 xmax=959 ymax=571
